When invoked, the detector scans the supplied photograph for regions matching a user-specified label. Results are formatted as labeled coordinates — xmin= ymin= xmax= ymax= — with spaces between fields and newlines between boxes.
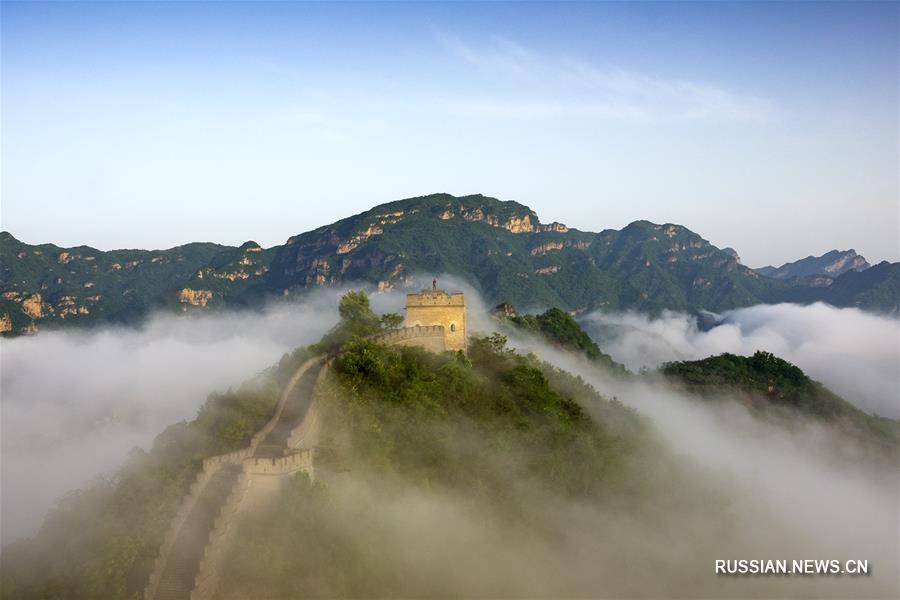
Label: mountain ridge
xmin=756 ymin=249 xmax=870 ymax=280
xmin=2 ymin=193 xmax=898 ymax=337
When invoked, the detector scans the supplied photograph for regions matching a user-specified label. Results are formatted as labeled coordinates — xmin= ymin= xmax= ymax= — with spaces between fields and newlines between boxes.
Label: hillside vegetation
xmin=503 ymin=306 xmax=626 ymax=371
xmin=661 ymin=351 xmax=900 ymax=453
xmin=214 ymin=336 xmax=708 ymax=597
xmin=0 ymin=292 xmax=689 ymax=599
xmin=4 ymin=194 xmax=897 ymax=337
xmin=0 ymin=348 xmax=310 ymax=600
xmin=3 ymin=291 xmax=895 ymax=598
xmin=756 ymin=249 xmax=869 ymax=280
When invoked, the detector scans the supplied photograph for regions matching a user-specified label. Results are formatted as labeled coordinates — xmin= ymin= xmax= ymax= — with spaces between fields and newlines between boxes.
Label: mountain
xmin=1 ymin=290 xmax=896 ymax=598
xmin=813 ymin=260 xmax=900 ymax=313
xmin=0 ymin=294 xmax=679 ymax=599
xmin=720 ymin=247 xmax=741 ymax=263
xmin=2 ymin=194 xmax=898 ymax=336
xmin=756 ymin=249 xmax=870 ymax=280
xmin=495 ymin=305 xmax=626 ymax=372
xmin=661 ymin=351 xmax=900 ymax=454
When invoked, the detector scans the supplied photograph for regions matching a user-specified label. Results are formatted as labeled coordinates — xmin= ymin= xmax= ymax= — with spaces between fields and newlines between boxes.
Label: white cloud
xmin=0 ymin=293 xmax=346 ymax=544
xmin=489 ymin=304 xmax=900 ymax=597
xmin=437 ymin=35 xmax=774 ymax=122
xmin=581 ymin=302 xmax=900 ymax=418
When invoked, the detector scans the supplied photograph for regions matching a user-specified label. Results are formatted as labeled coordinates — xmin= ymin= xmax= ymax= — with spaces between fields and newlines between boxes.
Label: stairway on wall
xmin=190 ymin=361 xmax=326 ymax=600
xmin=253 ymin=362 xmax=322 ymax=458
xmin=152 ymin=465 xmax=240 ymax=600
xmin=145 ymin=358 xmax=325 ymax=600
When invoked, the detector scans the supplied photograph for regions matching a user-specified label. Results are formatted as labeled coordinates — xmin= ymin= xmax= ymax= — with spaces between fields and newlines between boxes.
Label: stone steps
xmin=252 ymin=363 xmax=321 ymax=458
xmin=146 ymin=359 xmax=325 ymax=600
xmin=152 ymin=465 xmax=240 ymax=600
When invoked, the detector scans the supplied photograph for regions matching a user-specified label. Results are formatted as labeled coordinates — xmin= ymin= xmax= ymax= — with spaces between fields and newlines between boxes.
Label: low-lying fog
xmin=0 ymin=292 xmax=353 ymax=544
xmin=1 ymin=283 xmax=898 ymax=597
xmin=502 ymin=301 xmax=899 ymax=598
xmin=581 ymin=302 xmax=900 ymax=418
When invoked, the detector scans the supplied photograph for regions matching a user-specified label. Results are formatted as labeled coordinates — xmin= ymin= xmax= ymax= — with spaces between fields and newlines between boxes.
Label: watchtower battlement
xmin=405 ymin=289 xmax=465 ymax=307
xmin=403 ymin=288 xmax=467 ymax=352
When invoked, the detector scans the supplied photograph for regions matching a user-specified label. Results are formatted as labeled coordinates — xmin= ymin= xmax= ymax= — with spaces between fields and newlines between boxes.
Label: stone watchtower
xmin=404 ymin=288 xmax=467 ymax=352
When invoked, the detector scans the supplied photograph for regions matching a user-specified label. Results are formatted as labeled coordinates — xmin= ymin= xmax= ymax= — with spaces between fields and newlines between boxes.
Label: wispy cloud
xmin=437 ymin=35 xmax=775 ymax=122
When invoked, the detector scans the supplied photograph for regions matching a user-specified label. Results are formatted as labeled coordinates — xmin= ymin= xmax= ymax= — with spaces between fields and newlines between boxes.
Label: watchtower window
xmin=450 ymin=323 xmax=457 ymax=332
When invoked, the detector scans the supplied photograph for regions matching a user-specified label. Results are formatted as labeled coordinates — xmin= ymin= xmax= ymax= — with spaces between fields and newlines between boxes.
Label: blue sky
xmin=2 ymin=1 xmax=897 ymax=267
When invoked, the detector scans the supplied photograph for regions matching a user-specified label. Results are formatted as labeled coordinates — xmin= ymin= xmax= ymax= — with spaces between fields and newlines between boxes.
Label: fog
xmin=0 ymin=292 xmax=352 ymax=544
xmin=581 ymin=302 xmax=900 ymax=418
xmin=2 ymin=284 xmax=898 ymax=597
xmin=500 ymin=314 xmax=899 ymax=598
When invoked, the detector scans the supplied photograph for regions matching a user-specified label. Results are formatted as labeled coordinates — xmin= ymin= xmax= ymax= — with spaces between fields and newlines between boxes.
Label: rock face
xmin=502 ymin=214 xmax=535 ymax=233
xmin=535 ymin=265 xmax=561 ymax=275
xmin=530 ymin=242 xmax=565 ymax=256
xmin=178 ymin=288 xmax=213 ymax=307
xmin=337 ymin=225 xmax=384 ymax=255
xmin=540 ymin=222 xmax=569 ymax=233
xmin=756 ymin=249 xmax=870 ymax=280
xmin=22 ymin=293 xmax=43 ymax=318
xmin=721 ymin=248 xmax=741 ymax=264
xmin=0 ymin=314 xmax=11 ymax=333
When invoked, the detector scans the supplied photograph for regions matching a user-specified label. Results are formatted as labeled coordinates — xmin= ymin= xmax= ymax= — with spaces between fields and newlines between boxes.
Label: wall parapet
xmin=370 ymin=324 xmax=445 ymax=346
xmin=144 ymin=355 xmax=323 ymax=600
xmin=286 ymin=360 xmax=330 ymax=450
xmin=191 ymin=472 xmax=249 ymax=600
xmin=187 ymin=361 xmax=327 ymax=600
xmin=242 ymin=448 xmax=315 ymax=475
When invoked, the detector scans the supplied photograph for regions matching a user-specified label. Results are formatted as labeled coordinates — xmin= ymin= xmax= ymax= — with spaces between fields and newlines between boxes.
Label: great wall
xmin=143 ymin=289 xmax=467 ymax=600
xmin=144 ymin=357 xmax=326 ymax=600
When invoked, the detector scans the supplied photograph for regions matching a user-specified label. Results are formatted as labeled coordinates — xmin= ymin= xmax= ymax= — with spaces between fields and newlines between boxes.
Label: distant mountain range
xmin=2 ymin=193 xmax=898 ymax=336
xmin=756 ymin=249 xmax=870 ymax=281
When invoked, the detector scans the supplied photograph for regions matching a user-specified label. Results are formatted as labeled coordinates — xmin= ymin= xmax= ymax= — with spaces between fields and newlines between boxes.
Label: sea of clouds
xmin=580 ymin=302 xmax=900 ymax=418
xmin=500 ymin=302 xmax=899 ymax=598
xmin=0 ymin=291 xmax=351 ymax=544
xmin=1 ymin=288 xmax=898 ymax=596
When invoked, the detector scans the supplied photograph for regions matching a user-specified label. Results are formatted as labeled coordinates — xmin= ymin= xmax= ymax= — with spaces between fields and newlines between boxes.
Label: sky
xmin=1 ymin=1 xmax=897 ymax=267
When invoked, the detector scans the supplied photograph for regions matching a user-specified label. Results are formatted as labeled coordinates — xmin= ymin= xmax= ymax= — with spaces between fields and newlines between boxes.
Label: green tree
xmin=379 ymin=312 xmax=404 ymax=329
xmin=338 ymin=290 xmax=375 ymax=323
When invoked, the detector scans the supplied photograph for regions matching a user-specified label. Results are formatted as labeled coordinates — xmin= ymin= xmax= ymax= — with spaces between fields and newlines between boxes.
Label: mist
xmin=0 ymin=291 xmax=354 ymax=544
xmin=499 ymin=308 xmax=899 ymax=598
xmin=3 ymin=282 xmax=898 ymax=597
xmin=581 ymin=302 xmax=900 ymax=418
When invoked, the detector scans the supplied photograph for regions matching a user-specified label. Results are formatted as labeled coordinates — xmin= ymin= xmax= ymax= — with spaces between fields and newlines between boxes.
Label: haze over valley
xmin=1 ymin=2 xmax=897 ymax=599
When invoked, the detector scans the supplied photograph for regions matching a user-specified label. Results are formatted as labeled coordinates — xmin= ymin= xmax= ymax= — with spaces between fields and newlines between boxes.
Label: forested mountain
xmin=756 ymin=249 xmax=870 ymax=280
xmin=0 ymin=294 xmax=680 ymax=598
xmin=3 ymin=193 xmax=897 ymax=337
xmin=661 ymin=351 xmax=900 ymax=454
xmin=3 ymin=290 xmax=896 ymax=598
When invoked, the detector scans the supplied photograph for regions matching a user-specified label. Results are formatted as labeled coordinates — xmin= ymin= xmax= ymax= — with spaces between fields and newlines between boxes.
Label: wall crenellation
xmin=371 ymin=290 xmax=467 ymax=353
xmin=145 ymin=357 xmax=323 ymax=600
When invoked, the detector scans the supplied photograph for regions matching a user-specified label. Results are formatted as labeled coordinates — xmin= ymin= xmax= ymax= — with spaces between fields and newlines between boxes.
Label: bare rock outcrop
xmin=178 ymin=288 xmax=213 ymax=307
